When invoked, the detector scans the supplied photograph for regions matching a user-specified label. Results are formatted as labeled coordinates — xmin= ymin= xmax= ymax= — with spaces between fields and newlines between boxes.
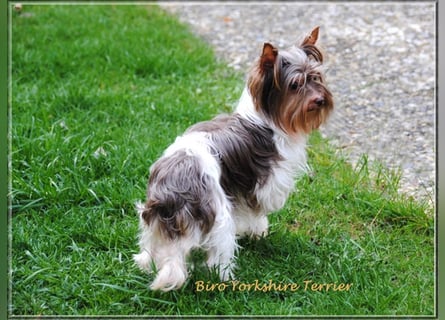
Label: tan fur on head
xmin=247 ymin=27 xmax=333 ymax=135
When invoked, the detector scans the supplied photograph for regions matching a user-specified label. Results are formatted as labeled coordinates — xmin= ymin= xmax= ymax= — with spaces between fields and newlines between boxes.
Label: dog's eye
xmin=290 ymin=82 xmax=300 ymax=90
xmin=290 ymin=76 xmax=305 ymax=91
xmin=311 ymin=75 xmax=320 ymax=82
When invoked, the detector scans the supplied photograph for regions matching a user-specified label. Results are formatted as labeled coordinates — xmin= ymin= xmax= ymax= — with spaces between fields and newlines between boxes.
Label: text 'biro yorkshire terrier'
xmin=134 ymin=27 xmax=333 ymax=291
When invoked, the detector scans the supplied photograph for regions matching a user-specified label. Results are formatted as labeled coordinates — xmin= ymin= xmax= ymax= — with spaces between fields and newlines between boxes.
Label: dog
xmin=134 ymin=26 xmax=333 ymax=291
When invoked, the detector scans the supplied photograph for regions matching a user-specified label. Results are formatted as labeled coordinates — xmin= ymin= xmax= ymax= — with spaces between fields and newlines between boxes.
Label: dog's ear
xmin=260 ymin=43 xmax=278 ymax=70
xmin=301 ymin=26 xmax=320 ymax=46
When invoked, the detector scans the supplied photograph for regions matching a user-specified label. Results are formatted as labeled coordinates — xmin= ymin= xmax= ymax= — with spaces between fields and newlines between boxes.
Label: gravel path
xmin=160 ymin=2 xmax=435 ymax=204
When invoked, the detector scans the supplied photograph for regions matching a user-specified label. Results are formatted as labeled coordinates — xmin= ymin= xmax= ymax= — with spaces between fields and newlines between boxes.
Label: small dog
xmin=134 ymin=27 xmax=333 ymax=291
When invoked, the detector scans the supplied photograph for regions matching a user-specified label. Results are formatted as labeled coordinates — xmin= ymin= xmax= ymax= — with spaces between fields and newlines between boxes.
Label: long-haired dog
xmin=134 ymin=27 xmax=333 ymax=291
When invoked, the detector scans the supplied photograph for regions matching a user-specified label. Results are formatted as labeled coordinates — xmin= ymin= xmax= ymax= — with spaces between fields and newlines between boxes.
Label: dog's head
xmin=248 ymin=26 xmax=334 ymax=135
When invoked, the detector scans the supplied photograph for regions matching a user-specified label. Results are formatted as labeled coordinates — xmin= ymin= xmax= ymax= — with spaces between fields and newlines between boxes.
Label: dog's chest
xmin=254 ymin=135 xmax=308 ymax=213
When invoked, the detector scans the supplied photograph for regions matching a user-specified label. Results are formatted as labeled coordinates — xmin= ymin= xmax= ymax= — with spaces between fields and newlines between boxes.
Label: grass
xmin=10 ymin=4 xmax=434 ymax=317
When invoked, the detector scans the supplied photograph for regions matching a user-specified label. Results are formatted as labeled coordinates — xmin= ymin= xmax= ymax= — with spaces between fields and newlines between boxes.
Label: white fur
xmin=236 ymin=87 xmax=308 ymax=214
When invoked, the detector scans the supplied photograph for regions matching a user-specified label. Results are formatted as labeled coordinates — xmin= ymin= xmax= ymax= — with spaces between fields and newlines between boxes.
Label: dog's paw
xmin=133 ymin=251 xmax=152 ymax=272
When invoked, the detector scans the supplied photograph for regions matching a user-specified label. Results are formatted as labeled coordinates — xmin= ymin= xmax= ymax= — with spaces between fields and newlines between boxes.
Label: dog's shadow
xmin=186 ymin=229 xmax=321 ymax=285
xmin=237 ymin=232 xmax=315 ymax=278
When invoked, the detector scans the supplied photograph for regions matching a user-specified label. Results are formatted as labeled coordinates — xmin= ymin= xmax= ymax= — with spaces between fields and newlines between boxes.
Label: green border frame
xmin=2 ymin=0 xmax=8 ymax=319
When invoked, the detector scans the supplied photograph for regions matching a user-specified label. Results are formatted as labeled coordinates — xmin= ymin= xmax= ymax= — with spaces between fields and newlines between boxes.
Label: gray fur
xmin=141 ymin=150 xmax=216 ymax=239
xmin=188 ymin=114 xmax=282 ymax=210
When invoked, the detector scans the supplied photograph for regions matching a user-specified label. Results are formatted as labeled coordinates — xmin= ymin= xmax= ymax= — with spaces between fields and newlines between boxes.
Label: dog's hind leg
xmin=204 ymin=198 xmax=238 ymax=281
xmin=134 ymin=202 xmax=200 ymax=291
xmin=149 ymin=234 xmax=199 ymax=291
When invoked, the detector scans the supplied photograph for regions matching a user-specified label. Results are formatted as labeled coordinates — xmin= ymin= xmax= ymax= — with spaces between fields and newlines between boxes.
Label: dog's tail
xmin=144 ymin=152 xmax=218 ymax=239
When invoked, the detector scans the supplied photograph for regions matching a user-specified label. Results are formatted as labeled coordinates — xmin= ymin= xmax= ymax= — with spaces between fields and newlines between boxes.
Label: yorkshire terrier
xmin=134 ymin=27 xmax=333 ymax=291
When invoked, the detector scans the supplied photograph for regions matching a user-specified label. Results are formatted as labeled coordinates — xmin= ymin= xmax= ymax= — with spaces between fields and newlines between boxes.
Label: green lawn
xmin=10 ymin=4 xmax=434 ymax=316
